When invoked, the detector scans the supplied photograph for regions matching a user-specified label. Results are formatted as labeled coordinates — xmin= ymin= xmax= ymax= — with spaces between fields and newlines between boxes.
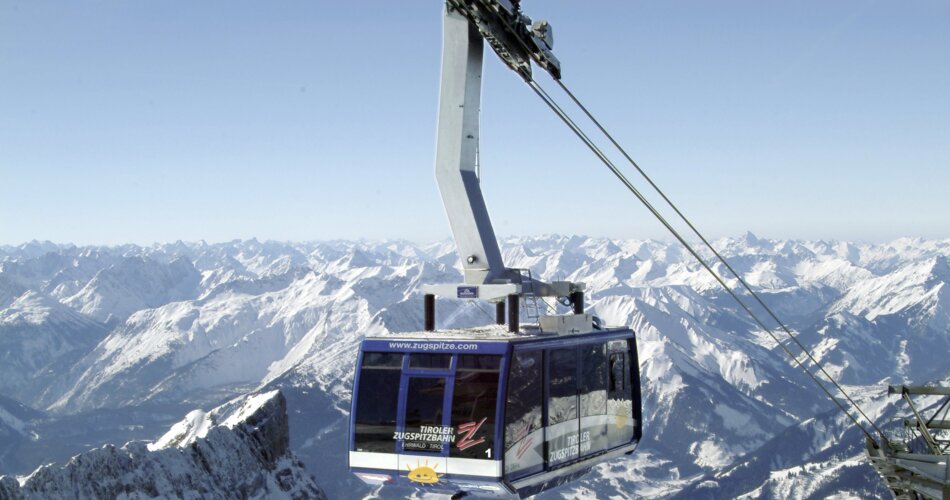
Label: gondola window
xmin=580 ymin=343 xmax=608 ymax=456
xmin=547 ymin=348 xmax=580 ymax=467
xmin=353 ymin=352 xmax=403 ymax=453
xmin=403 ymin=377 xmax=447 ymax=453
xmin=450 ymin=355 xmax=501 ymax=460
xmin=504 ymin=350 xmax=543 ymax=475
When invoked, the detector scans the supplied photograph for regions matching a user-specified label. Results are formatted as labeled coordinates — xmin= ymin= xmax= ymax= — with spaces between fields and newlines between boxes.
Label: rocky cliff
xmin=0 ymin=390 xmax=325 ymax=499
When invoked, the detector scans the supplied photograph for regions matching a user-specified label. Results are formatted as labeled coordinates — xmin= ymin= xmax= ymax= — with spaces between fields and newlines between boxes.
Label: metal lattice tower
xmin=866 ymin=385 xmax=950 ymax=500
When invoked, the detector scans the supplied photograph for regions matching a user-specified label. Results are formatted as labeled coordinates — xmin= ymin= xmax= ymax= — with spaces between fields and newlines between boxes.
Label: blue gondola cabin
xmin=348 ymin=325 xmax=642 ymax=498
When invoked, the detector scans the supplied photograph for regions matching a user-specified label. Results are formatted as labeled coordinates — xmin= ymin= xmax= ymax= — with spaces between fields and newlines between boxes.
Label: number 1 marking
xmin=485 ymin=448 xmax=491 ymax=458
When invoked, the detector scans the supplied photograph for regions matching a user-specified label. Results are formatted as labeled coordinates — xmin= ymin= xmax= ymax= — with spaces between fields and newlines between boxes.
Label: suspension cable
xmin=456 ymin=2 xmax=884 ymax=441
xmin=524 ymin=77 xmax=879 ymax=442
xmin=551 ymin=78 xmax=886 ymax=439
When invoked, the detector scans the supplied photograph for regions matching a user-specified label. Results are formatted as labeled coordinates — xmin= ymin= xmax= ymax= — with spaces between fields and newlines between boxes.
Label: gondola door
xmin=397 ymin=353 xmax=454 ymax=484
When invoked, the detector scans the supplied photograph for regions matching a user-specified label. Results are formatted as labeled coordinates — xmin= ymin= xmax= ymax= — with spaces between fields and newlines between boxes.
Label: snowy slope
xmin=62 ymin=256 xmax=201 ymax=324
xmin=801 ymin=256 xmax=950 ymax=384
xmin=0 ymin=291 xmax=108 ymax=406
xmin=45 ymin=256 xmax=460 ymax=413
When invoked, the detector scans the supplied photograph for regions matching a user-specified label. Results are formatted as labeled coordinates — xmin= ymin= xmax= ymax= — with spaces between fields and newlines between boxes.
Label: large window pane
xmin=353 ymin=353 xmax=403 ymax=453
xmin=403 ymin=377 xmax=448 ymax=453
xmin=504 ymin=351 xmax=543 ymax=476
xmin=548 ymin=348 xmax=578 ymax=424
xmin=451 ymin=355 xmax=500 ymax=460
xmin=607 ymin=344 xmax=634 ymax=448
xmin=580 ymin=343 xmax=608 ymax=456
xmin=547 ymin=348 xmax=579 ymax=467
xmin=580 ymin=343 xmax=607 ymax=416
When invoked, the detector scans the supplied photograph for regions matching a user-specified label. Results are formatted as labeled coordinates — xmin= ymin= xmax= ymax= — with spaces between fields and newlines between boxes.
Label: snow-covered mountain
xmin=0 ymin=291 xmax=108 ymax=406
xmin=0 ymin=390 xmax=325 ymax=499
xmin=0 ymin=235 xmax=947 ymax=498
xmin=61 ymin=256 xmax=201 ymax=324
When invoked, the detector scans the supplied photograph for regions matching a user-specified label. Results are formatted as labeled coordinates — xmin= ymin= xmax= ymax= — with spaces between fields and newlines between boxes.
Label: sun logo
xmin=406 ymin=459 xmax=442 ymax=484
xmin=614 ymin=414 xmax=629 ymax=430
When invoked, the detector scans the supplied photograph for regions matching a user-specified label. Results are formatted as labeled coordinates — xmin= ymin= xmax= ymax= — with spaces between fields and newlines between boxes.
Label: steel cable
xmin=452 ymin=2 xmax=884 ymax=442
xmin=524 ymin=77 xmax=879 ymax=442
xmin=551 ymin=78 xmax=886 ymax=439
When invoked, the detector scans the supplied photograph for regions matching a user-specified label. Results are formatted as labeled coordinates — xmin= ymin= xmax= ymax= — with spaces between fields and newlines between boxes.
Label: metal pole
xmin=424 ymin=294 xmax=435 ymax=332
xmin=571 ymin=291 xmax=584 ymax=314
xmin=495 ymin=301 xmax=505 ymax=325
xmin=507 ymin=294 xmax=519 ymax=333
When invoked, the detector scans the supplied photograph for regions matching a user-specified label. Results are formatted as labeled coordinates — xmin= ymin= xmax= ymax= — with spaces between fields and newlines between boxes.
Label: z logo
xmin=456 ymin=417 xmax=487 ymax=451
xmin=515 ymin=421 xmax=533 ymax=459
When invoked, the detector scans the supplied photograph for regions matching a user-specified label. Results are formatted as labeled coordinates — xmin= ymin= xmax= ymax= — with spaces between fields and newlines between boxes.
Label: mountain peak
xmin=0 ymin=390 xmax=326 ymax=499
xmin=740 ymin=231 xmax=765 ymax=247
xmin=927 ymin=255 xmax=950 ymax=280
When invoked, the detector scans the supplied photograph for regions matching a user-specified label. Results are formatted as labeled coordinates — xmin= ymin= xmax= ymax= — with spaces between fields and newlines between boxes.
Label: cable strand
xmin=455 ymin=4 xmax=884 ymax=442
xmin=552 ymin=78 xmax=885 ymax=439
xmin=525 ymin=77 xmax=877 ymax=442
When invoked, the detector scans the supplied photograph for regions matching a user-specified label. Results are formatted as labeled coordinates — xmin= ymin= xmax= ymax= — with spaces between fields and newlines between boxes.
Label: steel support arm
xmin=435 ymin=5 xmax=515 ymax=285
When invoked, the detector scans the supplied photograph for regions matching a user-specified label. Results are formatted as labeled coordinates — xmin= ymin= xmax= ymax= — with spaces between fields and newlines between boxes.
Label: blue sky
xmin=2 ymin=1 xmax=948 ymax=245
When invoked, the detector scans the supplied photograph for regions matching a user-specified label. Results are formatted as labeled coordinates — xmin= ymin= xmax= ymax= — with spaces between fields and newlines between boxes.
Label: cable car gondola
xmin=348 ymin=1 xmax=642 ymax=496
xmin=349 ymin=323 xmax=642 ymax=498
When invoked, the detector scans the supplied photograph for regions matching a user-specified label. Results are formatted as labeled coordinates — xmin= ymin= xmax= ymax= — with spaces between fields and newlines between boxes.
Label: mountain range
xmin=0 ymin=234 xmax=947 ymax=498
